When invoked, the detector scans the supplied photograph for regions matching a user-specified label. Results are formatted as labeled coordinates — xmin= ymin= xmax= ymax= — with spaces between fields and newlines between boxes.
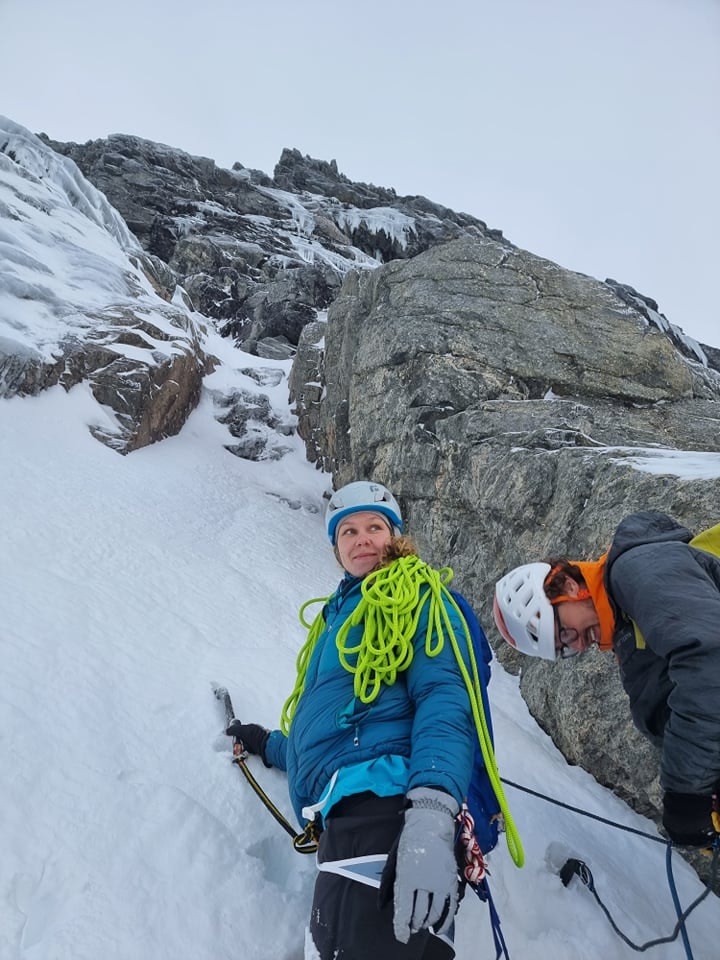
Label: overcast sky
xmin=2 ymin=0 xmax=718 ymax=348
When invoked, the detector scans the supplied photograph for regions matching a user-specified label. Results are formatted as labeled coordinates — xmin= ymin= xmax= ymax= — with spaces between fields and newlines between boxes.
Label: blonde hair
xmin=379 ymin=534 xmax=418 ymax=565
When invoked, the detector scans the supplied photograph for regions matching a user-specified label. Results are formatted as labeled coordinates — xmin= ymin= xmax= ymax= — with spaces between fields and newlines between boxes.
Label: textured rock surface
xmin=40 ymin=136 xmax=504 ymax=355
xmin=300 ymin=233 xmax=720 ymax=887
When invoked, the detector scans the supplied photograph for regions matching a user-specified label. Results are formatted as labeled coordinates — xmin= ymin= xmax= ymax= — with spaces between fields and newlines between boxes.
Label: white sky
xmin=1 ymin=0 xmax=718 ymax=349
xmin=2 ymin=141 xmax=720 ymax=956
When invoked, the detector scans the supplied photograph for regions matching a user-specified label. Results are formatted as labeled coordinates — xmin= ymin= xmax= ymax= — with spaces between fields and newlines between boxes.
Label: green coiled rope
xmin=281 ymin=554 xmax=524 ymax=867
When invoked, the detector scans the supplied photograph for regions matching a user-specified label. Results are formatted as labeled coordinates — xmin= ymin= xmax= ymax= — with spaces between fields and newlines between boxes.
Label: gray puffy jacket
xmin=605 ymin=511 xmax=720 ymax=795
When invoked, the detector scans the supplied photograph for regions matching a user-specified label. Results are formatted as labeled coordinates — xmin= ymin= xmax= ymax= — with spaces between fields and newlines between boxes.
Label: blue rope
xmin=485 ymin=881 xmax=510 ymax=960
xmin=469 ymin=879 xmax=511 ymax=960
xmin=502 ymin=777 xmax=719 ymax=956
xmin=665 ymin=842 xmax=693 ymax=960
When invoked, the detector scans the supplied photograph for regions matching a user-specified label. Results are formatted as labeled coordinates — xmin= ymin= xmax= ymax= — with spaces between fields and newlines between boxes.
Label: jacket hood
xmin=606 ymin=511 xmax=693 ymax=572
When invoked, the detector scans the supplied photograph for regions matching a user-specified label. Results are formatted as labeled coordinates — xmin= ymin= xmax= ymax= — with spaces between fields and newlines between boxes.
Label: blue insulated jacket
xmin=265 ymin=575 xmax=475 ymax=823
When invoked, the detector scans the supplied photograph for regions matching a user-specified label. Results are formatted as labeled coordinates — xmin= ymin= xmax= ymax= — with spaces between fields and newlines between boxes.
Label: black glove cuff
xmin=259 ymin=729 xmax=272 ymax=768
xmin=662 ymin=790 xmax=717 ymax=846
xmin=663 ymin=791 xmax=712 ymax=818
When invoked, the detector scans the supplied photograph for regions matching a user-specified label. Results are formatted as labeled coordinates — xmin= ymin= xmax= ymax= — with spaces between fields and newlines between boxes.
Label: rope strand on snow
xmin=501 ymin=776 xmax=719 ymax=959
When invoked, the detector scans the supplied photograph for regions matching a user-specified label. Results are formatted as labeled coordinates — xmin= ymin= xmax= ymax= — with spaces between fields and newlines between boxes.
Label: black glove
xmin=662 ymin=791 xmax=719 ymax=847
xmin=226 ymin=720 xmax=272 ymax=767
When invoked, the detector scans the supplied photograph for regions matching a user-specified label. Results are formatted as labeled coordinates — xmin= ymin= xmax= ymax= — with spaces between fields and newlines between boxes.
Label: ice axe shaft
xmin=211 ymin=685 xmax=318 ymax=853
xmin=213 ymin=686 xmax=246 ymax=758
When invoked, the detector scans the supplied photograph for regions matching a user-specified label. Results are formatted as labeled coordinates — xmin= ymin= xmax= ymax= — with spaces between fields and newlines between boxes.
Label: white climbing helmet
xmin=493 ymin=562 xmax=557 ymax=660
xmin=325 ymin=480 xmax=403 ymax=545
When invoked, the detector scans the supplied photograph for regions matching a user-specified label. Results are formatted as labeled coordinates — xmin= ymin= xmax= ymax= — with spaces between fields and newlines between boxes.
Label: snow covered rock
xmin=0 ymin=118 xmax=211 ymax=452
xmin=40 ymin=135 xmax=503 ymax=352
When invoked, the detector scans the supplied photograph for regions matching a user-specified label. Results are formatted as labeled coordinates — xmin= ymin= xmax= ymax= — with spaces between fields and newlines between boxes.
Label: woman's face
xmin=555 ymin=598 xmax=600 ymax=657
xmin=335 ymin=511 xmax=392 ymax=577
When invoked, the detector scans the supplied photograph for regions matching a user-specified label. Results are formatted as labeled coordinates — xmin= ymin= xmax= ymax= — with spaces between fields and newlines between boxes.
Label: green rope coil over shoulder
xmin=281 ymin=556 xmax=524 ymax=868
xmin=280 ymin=596 xmax=329 ymax=737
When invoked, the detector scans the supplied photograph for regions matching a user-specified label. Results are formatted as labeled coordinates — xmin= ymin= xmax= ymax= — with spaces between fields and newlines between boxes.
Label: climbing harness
xmin=455 ymin=803 xmax=510 ymax=959
xmin=282 ymin=554 xmax=525 ymax=869
xmin=457 ymin=803 xmax=487 ymax=885
xmin=214 ymin=686 xmax=318 ymax=854
xmin=502 ymin=777 xmax=719 ymax=959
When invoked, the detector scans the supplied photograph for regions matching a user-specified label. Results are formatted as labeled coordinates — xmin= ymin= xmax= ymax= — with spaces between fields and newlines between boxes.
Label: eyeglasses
xmin=554 ymin=610 xmax=599 ymax=659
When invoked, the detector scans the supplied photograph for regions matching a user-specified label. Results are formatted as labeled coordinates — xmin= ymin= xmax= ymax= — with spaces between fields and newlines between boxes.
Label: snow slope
xmin=1 ymin=344 xmax=719 ymax=959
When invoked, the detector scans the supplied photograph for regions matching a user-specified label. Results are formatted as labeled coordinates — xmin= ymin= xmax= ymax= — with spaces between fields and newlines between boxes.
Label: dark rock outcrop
xmin=40 ymin=135 xmax=505 ymax=353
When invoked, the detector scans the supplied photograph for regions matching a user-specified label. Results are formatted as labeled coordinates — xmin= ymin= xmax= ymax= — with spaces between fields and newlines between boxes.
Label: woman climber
xmin=231 ymin=479 xmax=500 ymax=959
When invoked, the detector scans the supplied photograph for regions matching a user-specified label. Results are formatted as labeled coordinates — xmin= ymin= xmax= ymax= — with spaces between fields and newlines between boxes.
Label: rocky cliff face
xmin=41 ymin=136 xmax=501 ymax=357
xmin=4 ymin=116 xmax=720 ymax=886
xmin=292 ymin=234 xmax=720 ymax=887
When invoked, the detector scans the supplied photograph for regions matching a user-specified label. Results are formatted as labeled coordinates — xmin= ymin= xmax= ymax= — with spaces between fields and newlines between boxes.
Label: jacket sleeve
xmin=404 ymin=594 xmax=475 ymax=804
xmin=609 ymin=541 xmax=720 ymax=794
xmin=264 ymin=729 xmax=288 ymax=771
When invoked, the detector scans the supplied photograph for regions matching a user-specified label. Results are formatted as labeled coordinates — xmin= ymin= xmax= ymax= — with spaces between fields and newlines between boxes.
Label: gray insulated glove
xmin=382 ymin=786 xmax=460 ymax=944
